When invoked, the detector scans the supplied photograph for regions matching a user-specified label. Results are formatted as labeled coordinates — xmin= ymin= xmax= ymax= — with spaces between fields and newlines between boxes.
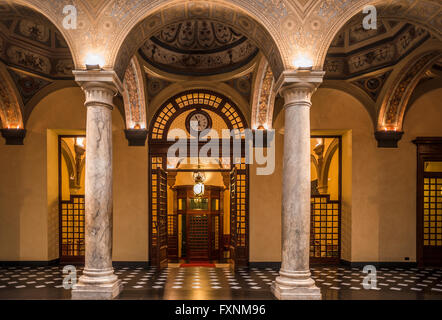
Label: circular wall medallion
xmin=185 ymin=109 xmax=212 ymax=136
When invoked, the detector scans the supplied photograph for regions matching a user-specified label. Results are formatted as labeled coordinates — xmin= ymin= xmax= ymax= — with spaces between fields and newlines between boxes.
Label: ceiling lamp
xmin=193 ymin=161 xmax=206 ymax=197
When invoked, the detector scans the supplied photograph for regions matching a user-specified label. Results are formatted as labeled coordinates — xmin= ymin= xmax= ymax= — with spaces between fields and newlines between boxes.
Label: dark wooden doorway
xmin=414 ymin=138 xmax=442 ymax=267
xmin=148 ymin=89 xmax=251 ymax=268
xmin=187 ymin=213 xmax=210 ymax=260
xmin=150 ymin=167 xmax=168 ymax=269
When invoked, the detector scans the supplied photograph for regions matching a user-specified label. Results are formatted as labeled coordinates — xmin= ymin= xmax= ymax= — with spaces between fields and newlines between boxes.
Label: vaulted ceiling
xmin=138 ymin=20 xmax=259 ymax=76
xmin=0 ymin=3 xmax=75 ymax=128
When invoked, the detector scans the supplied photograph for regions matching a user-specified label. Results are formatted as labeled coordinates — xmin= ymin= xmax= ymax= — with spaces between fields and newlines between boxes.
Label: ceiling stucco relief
xmin=0 ymin=64 xmax=23 ymax=128
xmin=325 ymin=21 xmax=430 ymax=79
xmin=138 ymin=20 xmax=259 ymax=76
xmin=308 ymin=0 xmax=442 ymax=69
xmin=7 ymin=69 xmax=51 ymax=105
xmin=379 ymin=50 xmax=442 ymax=131
xmin=0 ymin=4 xmax=74 ymax=78
xmin=351 ymin=70 xmax=392 ymax=101
xmin=123 ymin=57 xmax=147 ymax=130
xmin=250 ymin=56 xmax=275 ymax=130
xmin=224 ymin=73 xmax=253 ymax=103
xmin=107 ymin=1 xmax=292 ymax=80
xmin=6 ymin=0 xmax=440 ymax=75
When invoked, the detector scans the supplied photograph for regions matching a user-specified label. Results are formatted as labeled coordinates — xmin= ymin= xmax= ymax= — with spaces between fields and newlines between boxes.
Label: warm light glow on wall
xmin=131 ymin=123 xmax=145 ymax=130
xmin=6 ymin=124 xmax=21 ymax=129
xmin=383 ymin=126 xmax=398 ymax=132
xmin=293 ymin=54 xmax=313 ymax=70
xmin=84 ymin=52 xmax=105 ymax=68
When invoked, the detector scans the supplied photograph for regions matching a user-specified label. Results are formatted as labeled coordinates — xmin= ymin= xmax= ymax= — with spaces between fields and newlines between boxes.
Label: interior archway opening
xmin=148 ymin=89 xmax=250 ymax=268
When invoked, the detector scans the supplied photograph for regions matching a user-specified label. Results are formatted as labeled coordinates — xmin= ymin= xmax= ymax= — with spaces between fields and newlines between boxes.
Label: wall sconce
xmin=1 ymin=126 xmax=26 ymax=145
xmin=293 ymin=55 xmax=313 ymax=70
xmin=85 ymin=53 xmax=105 ymax=70
xmin=375 ymin=129 xmax=404 ymax=148
xmin=124 ymin=126 xmax=148 ymax=146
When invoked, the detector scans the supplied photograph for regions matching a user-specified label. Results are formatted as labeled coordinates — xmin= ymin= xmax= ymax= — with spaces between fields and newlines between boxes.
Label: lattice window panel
xmin=310 ymin=196 xmax=340 ymax=258
xmin=150 ymin=156 xmax=163 ymax=243
xmin=214 ymin=215 xmax=220 ymax=250
xmin=235 ymin=158 xmax=247 ymax=248
xmin=61 ymin=196 xmax=85 ymax=258
xmin=222 ymin=102 xmax=244 ymax=132
xmin=423 ymin=178 xmax=442 ymax=246
xmin=175 ymin=92 xmax=222 ymax=109
xmin=168 ymin=214 xmax=177 ymax=236
xmin=152 ymin=91 xmax=245 ymax=141
xmin=157 ymin=169 xmax=168 ymax=249
xmin=152 ymin=103 xmax=176 ymax=139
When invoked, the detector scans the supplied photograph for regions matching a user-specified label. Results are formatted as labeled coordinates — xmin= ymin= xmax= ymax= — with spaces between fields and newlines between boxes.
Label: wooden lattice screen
xmin=423 ymin=177 xmax=442 ymax=247
xmin=60 ymin=195 xmax=85 ymax=262
xmin=310 ymin=195 xmax=340 ymax=263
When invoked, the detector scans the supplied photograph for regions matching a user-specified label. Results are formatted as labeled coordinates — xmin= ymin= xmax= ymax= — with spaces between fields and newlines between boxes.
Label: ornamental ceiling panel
xmin=0 ymin=4 xmax=74 ymax=79
xmin=138 ymin=20 xmax=259 ymax=76
xmin=324 ymin=16 xmax=431 ymax=79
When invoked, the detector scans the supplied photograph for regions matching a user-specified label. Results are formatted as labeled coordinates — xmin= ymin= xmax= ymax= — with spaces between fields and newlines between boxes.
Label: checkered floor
xmin=0 ymin=265 xmax=441 ymax=299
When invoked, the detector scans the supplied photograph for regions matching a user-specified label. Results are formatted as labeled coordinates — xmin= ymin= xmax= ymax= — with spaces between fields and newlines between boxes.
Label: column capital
xmin=73 ymin=70 xmax=124 ymax=110
xmin=275 ymin=70 xmax=325 ymax=108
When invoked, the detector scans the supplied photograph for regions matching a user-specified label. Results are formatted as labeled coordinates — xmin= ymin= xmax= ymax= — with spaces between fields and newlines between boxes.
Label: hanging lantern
xmin=193 ymin=170 xmax=206 ymax=197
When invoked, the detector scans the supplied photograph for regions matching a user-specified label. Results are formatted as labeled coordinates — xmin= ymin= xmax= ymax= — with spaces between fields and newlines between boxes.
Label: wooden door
xmin=415 ymin=138 xmax=442 ymax=267
xmin=154 ymin=168 xmax=168 ymax=269
xmin=187 ymin=213 xmax=210 ymax=260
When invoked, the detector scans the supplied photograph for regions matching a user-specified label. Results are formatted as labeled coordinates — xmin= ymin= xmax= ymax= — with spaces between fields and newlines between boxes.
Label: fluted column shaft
xmin=271 ymin=71 xmax=324 ymax=300
xmin=72 ymin=71 xmax=123 ymax=300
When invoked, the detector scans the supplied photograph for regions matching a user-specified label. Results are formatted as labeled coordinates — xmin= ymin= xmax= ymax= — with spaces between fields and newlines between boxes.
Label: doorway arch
xmin=148 ymin=89 xmax=250 ymax=268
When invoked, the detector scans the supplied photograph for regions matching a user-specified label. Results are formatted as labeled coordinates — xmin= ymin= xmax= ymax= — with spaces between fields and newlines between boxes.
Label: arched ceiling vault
xmin=377 ymin=48 xmax=442 ymax=131
xmin=311 ymin=0 xmax=442 ymax=69
xmin=0 ymin=1 xmax=76 ymax=129
xmin=3 ymin=0 xmax=440 ymax=140
xmin=112 ymin=1 xmax=288 ymax=81
xmin=0 ymin=61 xmax=24 ymax=129
xmin=321 ymin=1 xmax=442 ymax=134
xmin=6 ymin=1 xmax=440 ymax=72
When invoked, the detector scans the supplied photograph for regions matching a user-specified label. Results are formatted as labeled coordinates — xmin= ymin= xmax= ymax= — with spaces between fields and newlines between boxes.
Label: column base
xmin=71 ymin=267 xmax=123 ymax=300
xmin=271 ymin=269 xmax=321 ymax=300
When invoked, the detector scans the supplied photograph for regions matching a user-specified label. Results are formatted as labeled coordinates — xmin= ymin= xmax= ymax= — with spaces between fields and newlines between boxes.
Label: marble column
xmin=271 ymin=70 xmax=324 ymax=300
xmin=71 ymin=71 xmax=123 ymax=300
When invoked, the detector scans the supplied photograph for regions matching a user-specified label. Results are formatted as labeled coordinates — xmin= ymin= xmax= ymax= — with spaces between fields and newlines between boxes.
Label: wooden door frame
xmin=413 ymin=137 xmax=442 ymax=267
xmin=58 ymin=134 xmax=86 ymax=265
xmin=310 ymin=135 xmax=342 ymax=265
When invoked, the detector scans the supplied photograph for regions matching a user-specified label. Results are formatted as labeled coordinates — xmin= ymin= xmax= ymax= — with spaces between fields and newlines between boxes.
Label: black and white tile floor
xmin=0 ymin=265 xmax=441 ymax=300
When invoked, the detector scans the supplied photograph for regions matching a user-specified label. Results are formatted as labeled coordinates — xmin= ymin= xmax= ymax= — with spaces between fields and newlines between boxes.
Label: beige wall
xmin=249 ymin=123 xmax=283 ymax=262
xmin=112 ymin=109 xmax=149 ymax=262
xmin=0 ymin=87 xmax=149 ymax=262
